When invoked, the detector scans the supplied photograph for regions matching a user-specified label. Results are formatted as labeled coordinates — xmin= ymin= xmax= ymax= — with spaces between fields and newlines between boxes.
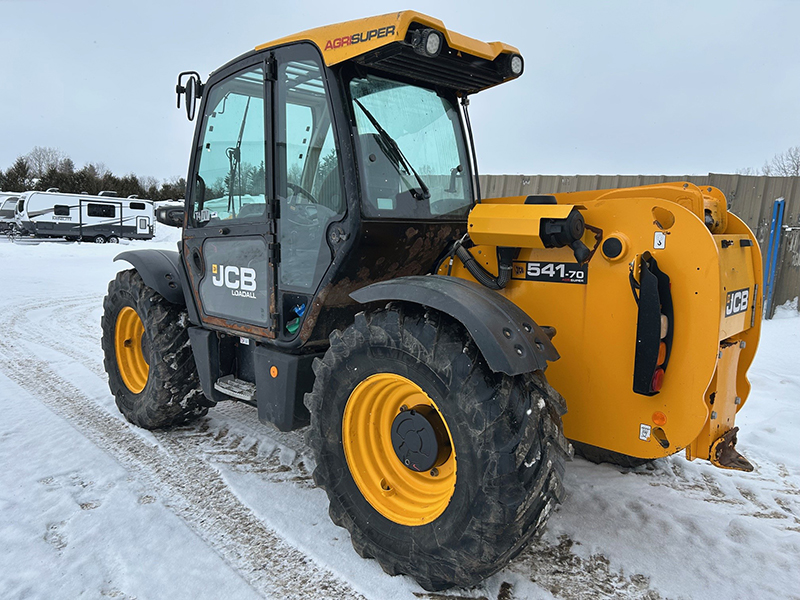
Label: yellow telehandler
xmin=101 ymin=11 xmax=762 ymax=590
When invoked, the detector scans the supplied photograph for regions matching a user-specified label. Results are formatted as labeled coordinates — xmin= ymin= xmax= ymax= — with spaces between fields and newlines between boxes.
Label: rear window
xmin=130 ymin=202 xmax=146 ymax=210
xmin=54 ymin=205 xmax=70 ymax=216
xmin=87 ymin=203 xmax=115 ymax=218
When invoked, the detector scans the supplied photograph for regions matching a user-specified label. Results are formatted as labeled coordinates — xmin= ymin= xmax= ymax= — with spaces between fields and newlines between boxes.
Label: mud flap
xmin=710 ymin=427 xmax=754 ymax=472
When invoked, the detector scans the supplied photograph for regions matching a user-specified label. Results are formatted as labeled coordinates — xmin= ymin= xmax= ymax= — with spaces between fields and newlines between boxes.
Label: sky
xmin=1 ymin=0 xmax=799 ymax=182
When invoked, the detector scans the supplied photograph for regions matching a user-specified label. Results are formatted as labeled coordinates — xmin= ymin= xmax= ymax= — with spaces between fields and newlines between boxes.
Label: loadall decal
xmin=324 ymin=25 xmax=396 ymax=50
xmin=211 ymin=264 xmax=257 ymax=299
xmin=199 ymin=238 xmax=270 ymax=326
xmin=725 ymin=288 xmax=750 ymax=317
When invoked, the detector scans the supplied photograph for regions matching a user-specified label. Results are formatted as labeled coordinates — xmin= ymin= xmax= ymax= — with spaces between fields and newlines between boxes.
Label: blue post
xmin=764 ymin=198 xmax=785 ymax=319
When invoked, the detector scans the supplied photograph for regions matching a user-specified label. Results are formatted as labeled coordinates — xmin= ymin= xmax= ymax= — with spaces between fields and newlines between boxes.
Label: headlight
xmin=510 ymin=54 xmax=523 ymax=75
xmin=412 ymin=28 xmax=443 ymax=57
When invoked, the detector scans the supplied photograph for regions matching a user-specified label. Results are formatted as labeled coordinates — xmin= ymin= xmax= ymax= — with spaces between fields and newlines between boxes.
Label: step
xmin=214 ymin=375 xmax=256 ymax=402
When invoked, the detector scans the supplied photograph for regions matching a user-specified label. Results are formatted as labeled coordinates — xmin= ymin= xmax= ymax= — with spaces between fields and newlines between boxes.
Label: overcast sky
xmin=2 ymin=0 xmax=799 ymax=182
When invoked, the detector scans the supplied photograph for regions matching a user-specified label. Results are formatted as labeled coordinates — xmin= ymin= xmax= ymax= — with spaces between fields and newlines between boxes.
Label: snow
xmin=1 ymin=227 xmax=799 ymax=600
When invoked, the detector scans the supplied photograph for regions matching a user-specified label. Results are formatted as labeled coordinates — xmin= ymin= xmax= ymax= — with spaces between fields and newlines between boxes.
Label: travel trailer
xmin=14 ymin=190 xmax=154 ymax=243
xmin=0 ymin=192 xmax=20 ymax=232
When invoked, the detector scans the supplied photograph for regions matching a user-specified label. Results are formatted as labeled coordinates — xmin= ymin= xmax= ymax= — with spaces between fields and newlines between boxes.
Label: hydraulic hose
xmin=454 ymin=243 xmax=515 ymax=290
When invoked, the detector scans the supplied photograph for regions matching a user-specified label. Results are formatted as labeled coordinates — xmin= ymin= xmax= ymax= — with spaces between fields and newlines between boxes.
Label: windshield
xmin=349 ymin=74 xmax=473 ymax=219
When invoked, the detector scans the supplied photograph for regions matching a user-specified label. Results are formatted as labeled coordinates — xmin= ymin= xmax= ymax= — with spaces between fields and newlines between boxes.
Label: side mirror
xmin=155 ymin=204 xmax=185 ymax=228
xmin=176 ymin=71 xmax=204 ymax=121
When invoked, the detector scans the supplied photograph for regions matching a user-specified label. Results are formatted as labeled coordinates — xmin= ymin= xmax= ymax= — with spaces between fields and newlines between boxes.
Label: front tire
xmin=101 ymin=269 xmax=212 ymax=429
xmin=93 ymin=235 xmax=106 ymax=244
xmin=306 ymin=306 xmax=570 ymax=590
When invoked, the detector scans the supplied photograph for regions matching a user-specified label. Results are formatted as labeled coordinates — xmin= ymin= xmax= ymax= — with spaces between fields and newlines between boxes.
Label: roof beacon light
xmin=412 ymin=28 xmax=443 ymax=57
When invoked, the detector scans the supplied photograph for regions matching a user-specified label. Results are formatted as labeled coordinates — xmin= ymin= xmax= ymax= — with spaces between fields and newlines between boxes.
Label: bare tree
xmin=762 ymin=146 xmax=800 ymax=177
xmin=84 ymin=162 xmax=111 ymax=179
xmin=137 ymin=175 xmax=160 ymax=191
xmin=24 ymin=146 xmax=67 ymax=178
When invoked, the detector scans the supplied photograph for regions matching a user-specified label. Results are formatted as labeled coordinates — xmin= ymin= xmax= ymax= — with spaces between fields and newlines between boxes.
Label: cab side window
xmin=276 ymin=48 xmax=345 ymax=291
xmin=192 ymin=66 xmax=266 ymax=226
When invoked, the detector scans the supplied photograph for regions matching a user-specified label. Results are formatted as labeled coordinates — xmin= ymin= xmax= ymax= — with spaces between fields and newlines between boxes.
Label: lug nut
xmin=430 ymin=468 xmax=439 ymax=477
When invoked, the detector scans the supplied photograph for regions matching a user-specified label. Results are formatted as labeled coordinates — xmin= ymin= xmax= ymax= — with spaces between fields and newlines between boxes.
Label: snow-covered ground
xmin=1 ymin=228 xmax=798 ymax=600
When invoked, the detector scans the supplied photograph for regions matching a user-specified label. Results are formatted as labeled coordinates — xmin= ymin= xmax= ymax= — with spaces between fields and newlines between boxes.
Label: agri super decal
xmin=324 ymin=25 xmax=396 ymax=50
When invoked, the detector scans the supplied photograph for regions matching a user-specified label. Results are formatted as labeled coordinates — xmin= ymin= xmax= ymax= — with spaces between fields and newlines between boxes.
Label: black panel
xmin=254 ymin=345 xmax=324 ymax=431
xmin=354 ymin=41 xmax=512 ymax=94
xmin=187 ymin=327 xmax=236 ymax=403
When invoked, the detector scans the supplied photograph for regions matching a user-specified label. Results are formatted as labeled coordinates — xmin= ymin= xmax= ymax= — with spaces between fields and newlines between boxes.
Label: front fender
xmin=350 ymin=275 xmax=559 ymax=376
xmin=114 ymin=249 xmax=187 ymax=306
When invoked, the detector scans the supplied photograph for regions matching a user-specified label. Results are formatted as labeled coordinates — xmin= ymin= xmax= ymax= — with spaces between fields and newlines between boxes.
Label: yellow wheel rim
xmin=115 ymin=306 xmax=149 ymax=394
xmin=342 ymin=373 xmax=456 ymax=526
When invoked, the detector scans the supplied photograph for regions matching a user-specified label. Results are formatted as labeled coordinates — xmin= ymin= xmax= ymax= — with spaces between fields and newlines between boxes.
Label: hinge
xmin=269 ymin=241 xmax=281 ymax=264
xmin=267 ymin=197 xmax=280 ymax=219
xmin=265 ymin=56 xmax=277 ymax=81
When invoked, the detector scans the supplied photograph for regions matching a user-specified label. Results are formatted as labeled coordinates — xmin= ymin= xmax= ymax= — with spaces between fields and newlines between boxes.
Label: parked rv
xmin=0 ymin=192 xmax=20 ymax=232
xmin=14 ymin=191 xmax=155 ymax=243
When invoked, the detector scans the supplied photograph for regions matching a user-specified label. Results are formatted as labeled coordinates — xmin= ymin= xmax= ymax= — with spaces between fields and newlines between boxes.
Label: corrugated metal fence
xmin=479 ymin=173 xmax=800 ymax=315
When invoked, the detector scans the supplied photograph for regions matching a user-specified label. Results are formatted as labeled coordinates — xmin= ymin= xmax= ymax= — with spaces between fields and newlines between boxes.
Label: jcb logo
xmin=211 ymin=264 xmax=256 ymax=291
xmin=725 ymin=288 xmax=749 ymax=317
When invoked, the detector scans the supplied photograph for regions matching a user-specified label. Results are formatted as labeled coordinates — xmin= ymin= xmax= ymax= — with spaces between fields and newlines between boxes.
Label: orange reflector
xmin=652 ymin=411 xmax=667 ymax=426
xmin=270 ymin=366 xmax=278 ymax=378
xmin=657 ymin=341 xmax=667 ymax=365
xmin=651 ymin=367 xmax=665 ymax=392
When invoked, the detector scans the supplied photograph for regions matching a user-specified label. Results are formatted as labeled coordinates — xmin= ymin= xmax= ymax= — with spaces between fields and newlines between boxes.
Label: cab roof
xmin=254 ymin=11 xmax=522 ymax=94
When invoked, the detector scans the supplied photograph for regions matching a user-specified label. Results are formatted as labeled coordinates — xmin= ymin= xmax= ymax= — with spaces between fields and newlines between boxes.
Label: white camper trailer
xmin=14 ymin=191 xmax=155 ymax=243
xmin=0 ymin=192 xmax=21 ymax=232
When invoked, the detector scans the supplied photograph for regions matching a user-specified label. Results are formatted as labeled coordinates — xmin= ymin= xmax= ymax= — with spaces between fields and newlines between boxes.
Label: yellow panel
xmin=716 ymin=234 xmax=758 ymax=339
xmin=444 ymin=186 xmax=762 ymax=460
xmin=255 ymin=11 xmax=519 ymax=67
xmin=468 ymin=202 xmax=574 ymax=248
xmin=687 ymin=343 xmax=742 ymax=461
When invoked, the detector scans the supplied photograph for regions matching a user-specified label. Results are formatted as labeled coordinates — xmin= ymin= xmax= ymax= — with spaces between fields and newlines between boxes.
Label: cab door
xmin=182 ymin=58 xmax=277 ymax=338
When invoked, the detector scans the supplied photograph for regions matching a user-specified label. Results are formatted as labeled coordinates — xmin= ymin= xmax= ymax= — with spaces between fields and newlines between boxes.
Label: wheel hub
xmin=391 ymin=405 xmax=450 ymax=472
xmin=342 ymin=373 xmax=457 ymax=525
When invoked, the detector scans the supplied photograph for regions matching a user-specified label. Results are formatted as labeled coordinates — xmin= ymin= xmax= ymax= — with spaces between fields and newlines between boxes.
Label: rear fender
xmin=350 ymin=275 xmax=558 ymax=376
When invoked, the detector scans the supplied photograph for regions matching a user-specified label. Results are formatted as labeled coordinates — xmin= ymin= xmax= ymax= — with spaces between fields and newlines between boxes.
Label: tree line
xmin=0 ymin=146 xmax=186 ymax=201
xmin=737 ymin=145 xmax=800 ymax=177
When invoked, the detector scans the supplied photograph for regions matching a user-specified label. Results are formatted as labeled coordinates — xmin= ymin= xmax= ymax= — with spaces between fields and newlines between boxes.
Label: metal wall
xmin=479 ymin=173 xmax=800 ymax=314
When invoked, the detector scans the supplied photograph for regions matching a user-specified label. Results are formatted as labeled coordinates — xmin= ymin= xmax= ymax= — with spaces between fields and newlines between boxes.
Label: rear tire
xmin=571 ymin=440 xmax=652 ymax=468
xmin=101 ymin=269 xmax=212 ymax=429
xmin=306 ymin=305 xmax=570 ymax=590
xmin=107 ymin=235 xmax=119 ymax=244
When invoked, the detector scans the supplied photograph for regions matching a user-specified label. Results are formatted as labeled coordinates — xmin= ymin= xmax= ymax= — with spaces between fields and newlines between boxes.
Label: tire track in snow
xmin=3 ymin=293 xmax=679 ymax=600
xmin=0 ymin=294 xmax=364 ymax=600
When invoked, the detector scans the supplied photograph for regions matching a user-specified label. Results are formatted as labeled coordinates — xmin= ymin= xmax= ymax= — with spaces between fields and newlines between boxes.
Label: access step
xmin=213 ymin=375 xmax=256 ymax=402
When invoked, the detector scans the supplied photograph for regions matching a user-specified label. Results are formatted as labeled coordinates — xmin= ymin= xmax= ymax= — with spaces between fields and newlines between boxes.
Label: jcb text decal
xmin=325 ymin=25 xmax=396 ymax=51
xmin=725 ymin=287 xmax=749 ymax=317
xmin=212 ymin=264 xmax=257 ymax=299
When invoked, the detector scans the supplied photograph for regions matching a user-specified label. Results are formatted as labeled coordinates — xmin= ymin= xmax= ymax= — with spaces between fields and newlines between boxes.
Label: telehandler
xmin=101 ymin=11 xmax=762 ymax=590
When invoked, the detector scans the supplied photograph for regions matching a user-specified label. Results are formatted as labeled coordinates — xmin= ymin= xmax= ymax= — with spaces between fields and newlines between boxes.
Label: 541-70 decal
xmin=512 ymin=261 xmax=588 ymax=284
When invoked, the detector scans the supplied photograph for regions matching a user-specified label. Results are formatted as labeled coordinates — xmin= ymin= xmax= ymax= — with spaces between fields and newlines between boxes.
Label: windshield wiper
xmin=354 ymin=98 xmax=430 ymax=201
xmin=226 ymin=96 xmax=251 ymax=214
